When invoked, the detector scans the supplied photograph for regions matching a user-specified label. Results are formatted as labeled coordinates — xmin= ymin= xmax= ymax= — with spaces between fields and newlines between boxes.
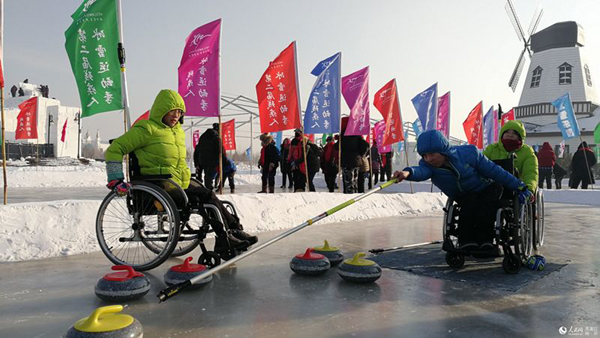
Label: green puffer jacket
xmin=483 ymin=120 xmax=538 ymax=192
xmin=105 ymin=89 xmax=191 ymax=189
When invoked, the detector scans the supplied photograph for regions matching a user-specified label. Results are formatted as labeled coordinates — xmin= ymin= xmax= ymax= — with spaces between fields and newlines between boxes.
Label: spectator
xmin=198 ymin=123 xmax=220 ymax=190
xmin=338 ymin=117 xmax=369 ymax=193
xmin=370 ymin=141 xmax=381 ymax=189
xmin=306 ymin=139 xmax=322 ymax=192
xmin=280 ymin=138 xmax=293 ymax=189
xmin=321 ymin=136 xmax=339 ymax=192
xmin=553 ymin=162 xmax=567 ymax=189
xmin=537 ymin=142 xmax=556 ymax=189
xmin=569 ymin=141 xmax=597 ymax=189
xmin=289 ymin=129 xmax=308 ymax=192
xmin=258 ymin=133 xmax=280 ymax=193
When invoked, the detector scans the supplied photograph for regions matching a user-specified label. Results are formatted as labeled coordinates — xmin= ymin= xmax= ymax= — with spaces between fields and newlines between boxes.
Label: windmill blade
xmin=508 ymin=48 xmax=527 ymax=92
xmin=527 ymin=5 xmax=544 ymax=37
xmin=505 ymin=0 xmax=527 ymax=42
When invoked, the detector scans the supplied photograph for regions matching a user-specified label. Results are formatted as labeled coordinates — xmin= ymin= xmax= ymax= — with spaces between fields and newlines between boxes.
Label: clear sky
xmin=3 ymin=0 xmax=600 ymax=151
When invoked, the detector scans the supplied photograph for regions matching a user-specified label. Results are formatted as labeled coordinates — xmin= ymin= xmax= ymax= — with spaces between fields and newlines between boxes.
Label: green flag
xmin=594 ymin=122 xmax=600 ymax=144
xmin=65 ymin=0 xmax=122 ymax=118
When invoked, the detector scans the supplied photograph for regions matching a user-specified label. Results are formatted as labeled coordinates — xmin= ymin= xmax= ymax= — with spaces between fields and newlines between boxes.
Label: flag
xmin=256 ymin=42 xmax=302 ymax=133
xmin=558 ymin=140 xmax=565 ymax=158
xmin=462 ymin=101 xmax=484 ymax=149
xmin=493 ymin=109 xmax=499 ymax=141
xmin=271 ymin=131 xmax=282 ymax=149
xmin=193 ymin=129 xmax=200 ymax=148
xmin=15 ymin=97 xmax=38 ymax=140
xmin=65 ymin=0 xmax=122 ymax=118
xmin=178 ymin=19 xmax=221 ymax=117
xmin=501 ymin=109 xmax=515 ymax=126
xmin=373 ymin=79 xmax=404 ymax=146
xmin=374 ymin=120 xmax=392 ymax=154
xmin=412 ymin=118 xmax=423 ymax=138
xmin=221 ymin=119 xmax=236 ymax=150
xmin=342 ymin=66 xmax=370 ymax=135
xmin=411 ymin=83 xmax=438 ymax=131
xmin=304 ymin=53 xmax=341 ymax=134
xmin=245 ymin=147 xmax=252 ymax=161
xmin=133 ymin=110 xmax=149 ymax=126
xmin=321 ymin=133 xmax=332 ymax=145
xmin=551 ymin=93 xmax=580 ymax=140
xmin=437 ymin=91 xmax=450 ymax=138
xmin=594 ymin=122 xmax=600 ymax=144
xmin=482 ymin=105 xmax=497 ymax=149
xmin=0 ymin=59 xmax=4 ymax=88
xmin=60 ymin=119 xmax=68 ymax=142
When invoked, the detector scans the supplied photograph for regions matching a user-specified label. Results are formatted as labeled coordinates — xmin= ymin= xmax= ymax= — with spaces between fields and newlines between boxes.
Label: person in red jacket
xmin=537 ymin=142 xmax=556 ymax=189
xmin=321 ymin=136 xmax=339 ymax=192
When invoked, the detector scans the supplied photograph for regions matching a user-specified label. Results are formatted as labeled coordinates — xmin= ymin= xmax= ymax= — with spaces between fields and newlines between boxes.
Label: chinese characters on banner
xmin=65 ymin=0 xmax=122 ymax=118
xmin=15 ymin=97 xmax=38 ymax=140
xmin=437 ymin=91 xmax=450 ymax=138
xmin=178 ymin=19 xmax=221 ymax=117
xmin=303 ymin=53 xmax=341 ymax=134
xmin=374 ymin=121 xmax=392 ymax=154
xmin=342 ymin=66 xmax=370 ymax=136
xmin=551 ymin=93 xmax=580 ymax=140
xmin=373 ymin=79 xmax=404 ymax=146
xmin=462 ymin=101 xmax=484 ymax=149
xmin=501 ymin=109 xmax=515 ymax=126
xmin=411 ymin=83 xmax=438 ymax=132
xmin=256 ymin=42 xmax=302 ymax=133
xmin=192 ymin=129 xmax=200 ymax=148
xmin=221 ymin=119 xmax=236 ymax=150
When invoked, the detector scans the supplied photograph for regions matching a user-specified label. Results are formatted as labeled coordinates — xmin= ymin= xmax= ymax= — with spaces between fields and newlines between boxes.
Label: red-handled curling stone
xmin=290 ymin=248 xmax=330 ymax=276
xmin=337 ymin=252 xmax=382 ymax=283
xmin=64 ymin=305 xmax=143 ymax=338
xmin=312 ymin=240 xmax=345 ymax=266
xmin=164 ymin=257 xmax=212 ymax=288
xmin=95 ymin=266 xmax=150 ymax=302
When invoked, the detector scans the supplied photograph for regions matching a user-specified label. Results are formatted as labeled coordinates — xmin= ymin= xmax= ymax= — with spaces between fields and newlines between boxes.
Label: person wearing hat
xmin=393 ymin=130 xmax=531 ymax=250
xmin=321 ymin=135 xmax=338 ymax=192
xmin=536 ymin=142 xmax=556 ymax=189
xmin=258 ymin=133 xmax=280 ymax=193
xmin=569 ymin=141 xmax=597 ymax=189
xmin=198 ymin=123 xmax=221 ymax=190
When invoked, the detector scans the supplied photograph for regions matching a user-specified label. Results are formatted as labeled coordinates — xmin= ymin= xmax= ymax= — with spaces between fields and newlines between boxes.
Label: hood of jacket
xmin=149 ymin=89 xmax=186 ymax=127
xmin=416 ymin=130 xmax=452 ymax=156
xmin=500 ymin=120 xmax=526 ymax=141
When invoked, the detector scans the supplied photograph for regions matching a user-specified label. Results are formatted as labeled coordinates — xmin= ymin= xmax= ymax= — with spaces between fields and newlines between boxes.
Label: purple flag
xmin=483 ymin=105 xmax=497 ymax=149
xmin=374 ymin=120 xmax=392 ymax=154
xmin=178 ymin=19 xmax=221 ymax=117
xmin=342 ymin=67 xmax=370 ymax=135
xmin=437 ymin=91 xmax=450 ymax=138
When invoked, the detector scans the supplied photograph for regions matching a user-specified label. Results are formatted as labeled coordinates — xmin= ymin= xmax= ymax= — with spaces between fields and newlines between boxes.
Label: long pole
xmin=218 ymin=116 xmax=223 ymax=195
xmin=157 ymin=178 xmax=399 ymax=302
xmin=337 ymin=53 xmax=343 ymax=192
xmin=0 ymin=0 xmax=6 ymax=204
xmin=76 ymin=112 xmax=81 ymax=159
xmin=116 ymin=0 xmax=131 ymax=181
xmin=250 ymin=114 xmax=253 ymax=174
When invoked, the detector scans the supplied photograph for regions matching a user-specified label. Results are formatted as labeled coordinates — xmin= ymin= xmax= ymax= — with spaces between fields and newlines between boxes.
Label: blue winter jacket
xmin=404 ymin=130 xmax=524 ymax=199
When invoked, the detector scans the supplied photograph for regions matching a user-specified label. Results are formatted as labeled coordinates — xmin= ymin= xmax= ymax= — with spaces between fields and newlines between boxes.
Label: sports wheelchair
xmin=441 ymin=158 xmax=545 ymax=274
xmin=96 ymin=153 xmax=247 ymax=271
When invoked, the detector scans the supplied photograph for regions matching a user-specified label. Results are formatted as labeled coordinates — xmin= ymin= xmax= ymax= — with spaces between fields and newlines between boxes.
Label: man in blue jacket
xmin=393 ymin=130 xmax=532 ymax=250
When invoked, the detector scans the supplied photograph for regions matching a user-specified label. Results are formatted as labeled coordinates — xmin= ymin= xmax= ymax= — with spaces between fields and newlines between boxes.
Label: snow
xmin=1 ymin=162 xmax=599 ymax=263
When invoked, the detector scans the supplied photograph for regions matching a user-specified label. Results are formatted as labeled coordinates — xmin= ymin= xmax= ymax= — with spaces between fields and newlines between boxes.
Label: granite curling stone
xmin=64 ymin=305 xmax=143 ymax=338
xmin=312 ymin=240 xmax=345 ymax=266
xmin=164 ymin=256 xmax=212 ymax=287
xmin=337 ymin=252 xmax=382 ymax=283
xmin=290 ymin=248 xmax=330 ymax=275
xmin=95 ymin=265 xmax=150 ymax=302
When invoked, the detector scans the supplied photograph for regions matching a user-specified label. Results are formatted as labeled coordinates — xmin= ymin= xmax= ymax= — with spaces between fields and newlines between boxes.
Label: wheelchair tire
xmin=96 ymin=182 xmax=180 ymax=271
xmin=502 ymin=254 xmax=521 ymax=274
xmin=198 ymin=251 xmax=221 ymax=268
xmin=515 ymin=203 xmax=533 ymax=259
xmin=445 ymin=252 xmax=465 ymax=269
xmin=533 ymin=190 xmax=545 ymax=250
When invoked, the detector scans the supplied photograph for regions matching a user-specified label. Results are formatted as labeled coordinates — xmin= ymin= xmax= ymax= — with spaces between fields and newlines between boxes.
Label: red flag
xmin=501 ymin=109 xmax=515 ymax=127
xmin=306 ymin=134 xmax=315 ymax=142
xmin=462 ymin=101 xmax=484 ymax=149
xmin=256 ymin=42 xmax=302 ymax=133
xmin=193 ymin=130 xmax=200 ymax=148
xmin=221 ymin=119 xmax=236 ymax=150
xmin=60 ymin=119 xmax=68 ymax=142
xmin=0 ymin=59 xmax=4 ymax=88
xmin=133 ymin=110 xmax=150 ymax=126
xmin=373 ymin=79 xmax=404 ymax=146
xmin=15 ymin=97 xmax=39 ymax=140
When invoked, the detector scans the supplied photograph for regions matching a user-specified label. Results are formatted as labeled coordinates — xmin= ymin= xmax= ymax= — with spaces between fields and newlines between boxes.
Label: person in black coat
xmin=280 ymin=138 xmax=293 ymax=189
xmin=193 ymin=140 xmax=203 ymax=184
xmin=569 ymin=141 xmax=597 ymax=189
xmin=338 ymin=118 xmax=369 ymax=193
xmin=198 ymin=123 xmax=221 ymax=190
xmin=258 ymin=133 xmax=280 ymax=193
xmin=305 ymin=140 xmax=322 ymax=192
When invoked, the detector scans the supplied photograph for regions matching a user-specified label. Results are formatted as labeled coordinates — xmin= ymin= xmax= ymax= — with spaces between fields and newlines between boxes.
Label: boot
xmin=258 ymin=184 xmax=267 ymax=193
xmin=230 ymin=188 xmax=235 ymax=194
xmin=214 ymin=234 xmax=249 ymax=251
xmin=231 ymin=229 xmax=258 ymax=245
xmin=268 ymin=186 xmax=275 ymax=193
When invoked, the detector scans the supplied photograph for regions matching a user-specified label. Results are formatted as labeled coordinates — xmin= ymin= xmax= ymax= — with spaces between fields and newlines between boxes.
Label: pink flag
xmin=493 ymin=109 xmax=499 ymax=141
xmin=373 ymin=79 xmax=404 ymax=146
xmin=178 ymin=19 xmax=221 ymax=117
xmin=342 ymin=67 xmax=370 ymax=136
xmin=374 ymin=120 xmax=392 ymax=154
xmin=60 ymin=119 xmax=68 ymax=142
xmin=193 ymin=130 xmax=200 ymax=148
xmin=437 ymin=91 xmax=450 ymax=138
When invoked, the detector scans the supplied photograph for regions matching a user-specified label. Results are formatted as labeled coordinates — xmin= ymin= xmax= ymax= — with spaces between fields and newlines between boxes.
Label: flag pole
xmin=337 ymin=53 xmax=342 ymax=192
xmin=1 ymin=86 xmax=6 ymax=205
xmin=116 ymin=0 xmax=131 ymax=181
xmin=291 ymin=41 xmax=308 ymax=190
xmin=217 ymin=20 xmax=223 ymax=195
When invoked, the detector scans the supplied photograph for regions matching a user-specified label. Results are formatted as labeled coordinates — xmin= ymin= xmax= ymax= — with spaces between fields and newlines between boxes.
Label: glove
xmin=517 ymin=186 xmax=533 ymax=204
xmin=269 ymin=163 xmax=275 ymax=171
xmin=107 ymin=180 xmax=132 ymax=197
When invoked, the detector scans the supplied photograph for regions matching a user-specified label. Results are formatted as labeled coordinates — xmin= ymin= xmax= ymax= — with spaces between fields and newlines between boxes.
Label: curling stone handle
xmin=83 ymin=305 xmax=123 ymax=328
xmin=112 ymin=265 xmax=137 ymax=279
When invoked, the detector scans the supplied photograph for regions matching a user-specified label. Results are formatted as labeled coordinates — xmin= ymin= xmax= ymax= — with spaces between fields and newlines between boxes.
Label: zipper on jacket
xmin=439 ymin=162 xmax=463 ymax=193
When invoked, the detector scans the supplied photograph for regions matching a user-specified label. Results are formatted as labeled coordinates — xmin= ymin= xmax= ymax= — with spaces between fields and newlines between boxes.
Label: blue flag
xmin=411 ymin=83 xmax=438 ymax=131
xmin=245 ymin=147 xmax=252 ymax=161
xmin=304 ymin=53 xmax=341 ymax=134
xmin=552 ymin=93 xmax=580 ymax=140
xmin=412 ymin=118 xmax=423 ymax=138
xmin=483 ymin=105 xmax=496 ymax=149
xmin=272 ymin=131 xmax=283 ymax=150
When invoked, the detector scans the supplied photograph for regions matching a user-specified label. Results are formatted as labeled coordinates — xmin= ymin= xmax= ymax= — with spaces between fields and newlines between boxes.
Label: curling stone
xmin=337 ymin=252 xmax=382 ymax=283
xmin=65 ymin=305 xmax=143 ymax=338
xmin=164 ymin=257 xmax=212 ymax=287
xmin=290 ymin=248 xmax=330 ymax=276
xmin=95 ymin=266 xmax=150 ymax=302
xmin=312 ymin=240 xmax=345 ymax=266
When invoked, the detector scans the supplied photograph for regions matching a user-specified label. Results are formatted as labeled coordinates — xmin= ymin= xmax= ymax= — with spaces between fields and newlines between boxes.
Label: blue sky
xmin=3 ymin=0 xmax=600 ymax=149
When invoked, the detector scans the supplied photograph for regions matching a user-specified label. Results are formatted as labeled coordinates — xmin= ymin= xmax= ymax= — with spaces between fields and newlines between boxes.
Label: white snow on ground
xmin=1 ymin=162 xmax=599 ymax=262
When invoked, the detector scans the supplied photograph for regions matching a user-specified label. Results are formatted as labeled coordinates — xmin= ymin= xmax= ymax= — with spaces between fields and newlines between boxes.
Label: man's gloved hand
xmin=107 ymin=180 xmax=132 ymax=197
xmin=517 ymin=186 xmax=533 ymax=204
xmin=269 ymin=163 xmax=275 ymax=171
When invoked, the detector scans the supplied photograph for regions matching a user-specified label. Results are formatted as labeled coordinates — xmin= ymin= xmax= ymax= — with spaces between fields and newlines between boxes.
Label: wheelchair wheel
xmin=170 ymin=214 xmax=203 ymax=257
xmin=445 ymin=252 xmax=465 ymax=269
xmin=533 ymin=190 xmax=545 ymax=250
xmin=198 ymin=251 xmax=221 ymax=268
xmin=516 ymin=203 xmax=533 ymax=259
xmin=96 ymin=183 xmax=180 ymax=271
xmin=502 ymin=254 xmax=521 ymax=274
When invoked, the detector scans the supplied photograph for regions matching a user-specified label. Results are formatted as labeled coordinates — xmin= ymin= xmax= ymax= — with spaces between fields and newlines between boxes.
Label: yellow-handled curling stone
xmin=312 ymin=240 xmax=345 ymax=266
xmin=64 ymin=305 xmax=143 ymax=338
xmin=337 ymin=252 xmax=382 ymax=283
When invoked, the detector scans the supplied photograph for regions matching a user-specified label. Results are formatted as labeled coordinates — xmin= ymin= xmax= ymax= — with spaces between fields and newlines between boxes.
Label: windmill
xmin=506 ymin=0 xmax=544 ymax=92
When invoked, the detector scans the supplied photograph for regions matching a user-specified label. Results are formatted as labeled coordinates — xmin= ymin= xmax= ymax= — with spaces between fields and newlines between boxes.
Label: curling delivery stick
xmin=157 ymin=178 xmax=399 ymax=302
